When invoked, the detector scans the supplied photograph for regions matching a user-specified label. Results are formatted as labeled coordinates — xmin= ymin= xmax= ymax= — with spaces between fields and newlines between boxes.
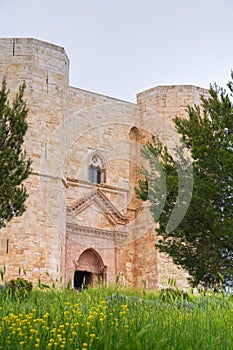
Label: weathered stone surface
xmin=0 ymin=38 xmax=208 ymax=290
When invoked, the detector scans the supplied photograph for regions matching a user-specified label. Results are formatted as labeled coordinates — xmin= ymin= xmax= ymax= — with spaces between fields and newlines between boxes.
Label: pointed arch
xmin=74 ymin=248 xmax=107 ymax=289
xmin=78 ymin=248 xmax=105 ymax=273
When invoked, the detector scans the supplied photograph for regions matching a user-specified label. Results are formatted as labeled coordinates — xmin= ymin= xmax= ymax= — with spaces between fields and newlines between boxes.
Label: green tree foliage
xmin=136 ymin=77 xmax=233 ymax=290
xmin=0 ymin=80 xmax=31 ymax=229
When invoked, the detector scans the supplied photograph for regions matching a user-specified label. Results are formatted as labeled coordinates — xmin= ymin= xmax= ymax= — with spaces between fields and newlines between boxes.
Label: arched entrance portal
xmin=74 ymin=270 xmax=92 ymax=289
xmin=74 ymin=248 xmax=106 ymax=290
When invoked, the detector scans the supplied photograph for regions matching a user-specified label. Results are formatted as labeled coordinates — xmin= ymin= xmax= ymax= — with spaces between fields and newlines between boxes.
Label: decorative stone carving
xmin=66 ymin=223 xmax=128 ymax=243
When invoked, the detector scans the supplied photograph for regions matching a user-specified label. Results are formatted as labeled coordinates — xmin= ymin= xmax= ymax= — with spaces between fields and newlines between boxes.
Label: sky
xmin=0 ymin=0 xmax=233 ymax=102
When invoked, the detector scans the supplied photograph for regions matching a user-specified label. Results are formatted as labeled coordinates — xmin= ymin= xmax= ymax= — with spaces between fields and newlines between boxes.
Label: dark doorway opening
xmin=74 ymin=270 xmax=92 ymax=290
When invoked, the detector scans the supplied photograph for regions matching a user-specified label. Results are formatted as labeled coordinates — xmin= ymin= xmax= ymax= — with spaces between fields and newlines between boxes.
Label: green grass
xmin=0 ymin=284 xmax=232 ymax=349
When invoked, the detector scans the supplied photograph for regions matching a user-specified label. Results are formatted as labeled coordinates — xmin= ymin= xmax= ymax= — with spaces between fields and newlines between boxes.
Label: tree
xmin=136 ymin=76 xmax=233 ymax=290
xmin=0 ymin=80 xmax=32 ymax=229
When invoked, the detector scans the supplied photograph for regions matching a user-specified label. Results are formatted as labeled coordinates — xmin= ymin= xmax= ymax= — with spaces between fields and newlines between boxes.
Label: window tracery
xmin=88 ymin=153 xmax=106 ymax=184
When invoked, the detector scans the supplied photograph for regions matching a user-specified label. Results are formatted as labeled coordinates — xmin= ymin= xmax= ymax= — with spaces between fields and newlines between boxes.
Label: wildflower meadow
xmin=0 ymin=282 xmax=233 ymax=349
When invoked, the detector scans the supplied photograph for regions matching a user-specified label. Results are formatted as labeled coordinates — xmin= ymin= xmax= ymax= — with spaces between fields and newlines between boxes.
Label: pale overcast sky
xmin=0 ymin=0 xmax=233 ymax=102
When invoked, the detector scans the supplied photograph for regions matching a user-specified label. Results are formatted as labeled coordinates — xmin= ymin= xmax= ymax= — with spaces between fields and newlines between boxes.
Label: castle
xmin=0 ymin=38 xmax=208 ymax=289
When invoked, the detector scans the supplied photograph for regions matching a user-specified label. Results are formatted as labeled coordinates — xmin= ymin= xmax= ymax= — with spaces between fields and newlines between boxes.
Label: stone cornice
xmin=66 ymin=223 xmax=128 ymax=242
xmin=66 ymin=177 xmax=129 ymax=193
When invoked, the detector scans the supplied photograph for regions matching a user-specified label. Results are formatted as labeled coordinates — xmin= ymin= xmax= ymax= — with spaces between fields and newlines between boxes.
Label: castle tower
xmin=0 ymin=38 xmax=69 ymax=282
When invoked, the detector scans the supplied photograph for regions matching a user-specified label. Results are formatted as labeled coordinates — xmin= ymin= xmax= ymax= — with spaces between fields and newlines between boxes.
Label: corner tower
xmin=0 ymin=38 xmax=69 ymax=282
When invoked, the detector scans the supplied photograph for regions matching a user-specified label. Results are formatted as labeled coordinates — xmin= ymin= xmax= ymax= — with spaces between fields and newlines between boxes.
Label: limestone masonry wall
xmin=0 ymin=38 xmax=208 ymax=290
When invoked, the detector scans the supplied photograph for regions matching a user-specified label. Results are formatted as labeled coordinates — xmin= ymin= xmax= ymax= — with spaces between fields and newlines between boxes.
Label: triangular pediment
xmin=67 ymin=189 xmax=129 ymax=225
xmin=73 ymin=202 xmax=114 ymax=228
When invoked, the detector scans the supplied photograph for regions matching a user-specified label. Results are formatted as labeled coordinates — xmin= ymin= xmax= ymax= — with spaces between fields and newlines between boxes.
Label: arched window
xmin=129 ymin=126 xmax=140 ymax=141
xmin=88 ymin=153 xmax=106 ymax=184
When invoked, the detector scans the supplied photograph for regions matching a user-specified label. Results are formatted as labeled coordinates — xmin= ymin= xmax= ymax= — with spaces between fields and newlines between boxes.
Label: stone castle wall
xmin=0 ymin=38 xmax=207 ymax=290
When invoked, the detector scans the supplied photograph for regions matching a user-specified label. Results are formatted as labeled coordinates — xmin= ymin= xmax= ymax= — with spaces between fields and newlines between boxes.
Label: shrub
xmin=7 ymin=277 xmax=32 ymax=300
xmin=159 ymin=287 xmax=189 ymax=303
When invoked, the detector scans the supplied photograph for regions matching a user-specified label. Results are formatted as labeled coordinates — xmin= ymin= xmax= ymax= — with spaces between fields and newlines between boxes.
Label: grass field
xmin=0 ymin=283 xmax=233 ymax=349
